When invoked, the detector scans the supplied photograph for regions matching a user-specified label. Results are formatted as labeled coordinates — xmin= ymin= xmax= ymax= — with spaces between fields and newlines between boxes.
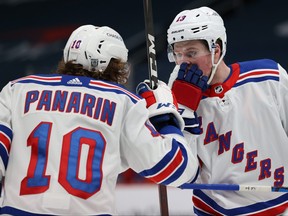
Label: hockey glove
xmin=178 ymin=104 xmax=201 ymax=135
xmin=136 ymin=80 xmax=184 ymax=131
xmin=172 ymin=63 xmax=209 ymax=111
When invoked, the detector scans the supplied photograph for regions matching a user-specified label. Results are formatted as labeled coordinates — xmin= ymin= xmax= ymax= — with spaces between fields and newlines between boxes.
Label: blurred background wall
xmin=1 ymin=0 xmax=288 ymax=214
xmin=0 ymin=0 xmax=288 ymax=216
xmin=1 ymin=0 xmax=288 ymax=91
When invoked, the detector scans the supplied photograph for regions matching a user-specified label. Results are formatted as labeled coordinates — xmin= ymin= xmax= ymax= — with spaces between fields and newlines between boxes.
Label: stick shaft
xmin=180 ymin=183 xmax=288 ymax=192
xmin=159 ymin=184 xmax=169 ymax=216
xmin=143 ymin=0 xmax=168 ymax=215
xmin=143 ymin=0 xmax=158 ymax=89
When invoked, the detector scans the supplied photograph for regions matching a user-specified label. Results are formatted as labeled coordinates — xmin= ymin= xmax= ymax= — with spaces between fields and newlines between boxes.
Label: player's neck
xmin=210 ymin=62 xmax=230 ymax=85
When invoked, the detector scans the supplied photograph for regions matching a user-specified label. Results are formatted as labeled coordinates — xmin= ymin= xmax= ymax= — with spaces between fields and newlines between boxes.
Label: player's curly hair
xmin=56 ymin=58 xmax=130 ymax=85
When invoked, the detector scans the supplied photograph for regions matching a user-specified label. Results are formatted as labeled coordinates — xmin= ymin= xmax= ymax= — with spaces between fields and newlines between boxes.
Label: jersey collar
xmin=203 ymin=63 xmax=240 ymax=98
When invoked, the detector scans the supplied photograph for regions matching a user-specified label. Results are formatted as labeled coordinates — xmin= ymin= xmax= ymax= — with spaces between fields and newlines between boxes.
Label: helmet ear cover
xmin=63 ymin=25 xmax=128 ymax=73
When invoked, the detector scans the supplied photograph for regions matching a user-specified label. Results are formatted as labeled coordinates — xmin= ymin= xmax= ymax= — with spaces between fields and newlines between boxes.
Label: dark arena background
xmin=1 ymin=0 xmax=288 ymax=214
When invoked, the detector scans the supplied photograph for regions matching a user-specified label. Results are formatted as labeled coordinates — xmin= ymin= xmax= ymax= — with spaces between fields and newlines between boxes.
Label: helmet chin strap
xmin=207 ymin=46 xmax=225 ymax=84
xmin=208 ymin=66 xmax=216 ymax=84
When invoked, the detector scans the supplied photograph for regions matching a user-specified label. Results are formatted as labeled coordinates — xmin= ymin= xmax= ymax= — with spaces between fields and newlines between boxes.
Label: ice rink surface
xmin=116 ymin=184 xmax=195 ymax=216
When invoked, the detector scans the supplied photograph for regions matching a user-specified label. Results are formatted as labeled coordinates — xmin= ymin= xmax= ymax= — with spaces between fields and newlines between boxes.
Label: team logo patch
xmin=91 ymin=59 xmax=98 ymax=68
xmin=214 ymin=85 xmax=223 ymax=94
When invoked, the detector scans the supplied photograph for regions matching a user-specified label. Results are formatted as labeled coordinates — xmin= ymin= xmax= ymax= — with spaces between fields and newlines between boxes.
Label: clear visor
xmin=167 ymin=44 xmax=211 ymax=63
xmin=167 ymin=44 xmax=175 ymax=62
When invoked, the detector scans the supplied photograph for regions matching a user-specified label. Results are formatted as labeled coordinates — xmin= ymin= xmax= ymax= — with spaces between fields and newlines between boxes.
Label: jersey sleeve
xmin=120 ymin=99 xmax=199 ymax=187
xmin=277 ymin=63 xmax=288 ymax=133
xmin=0 ymin=83 xmax=13 ymax=179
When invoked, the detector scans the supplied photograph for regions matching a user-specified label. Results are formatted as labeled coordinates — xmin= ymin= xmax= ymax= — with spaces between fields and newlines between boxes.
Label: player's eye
xmin=174 ymin=52 xmax=183 ymax=59
xmin=173 ymin=50 xmax=200 ymax=60
xmin=186 ymin=51 xmax=198 ymax=58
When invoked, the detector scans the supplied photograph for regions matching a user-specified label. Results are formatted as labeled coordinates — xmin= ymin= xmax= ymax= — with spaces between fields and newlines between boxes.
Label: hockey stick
xmin=180 ymin=183 xmax=288 ymax=192
xmin=143 ymin=0 xmax=158 ymax=89
xmin=143 ymin=0 xmax=168 ymax=215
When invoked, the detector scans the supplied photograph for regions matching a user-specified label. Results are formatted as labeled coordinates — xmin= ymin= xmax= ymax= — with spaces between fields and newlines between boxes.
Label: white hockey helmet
xmin=167 ymin=7 xmax=227 ymax=83
xmin=63 ymin=25 xmax=128 ymax=72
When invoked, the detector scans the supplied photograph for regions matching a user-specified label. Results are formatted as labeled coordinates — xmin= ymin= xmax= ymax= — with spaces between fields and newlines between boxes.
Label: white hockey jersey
xmin=169 ymin=59 xmax=288 ymax=215
xmin=0 ymin=74 xmax=199 ymax=215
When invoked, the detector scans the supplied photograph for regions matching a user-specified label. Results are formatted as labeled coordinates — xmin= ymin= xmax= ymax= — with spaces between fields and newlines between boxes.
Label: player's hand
xmin=136 ymin=80 xmax=184 ymax=131
xmin=172 ymin=63 xmax=209 ymax=111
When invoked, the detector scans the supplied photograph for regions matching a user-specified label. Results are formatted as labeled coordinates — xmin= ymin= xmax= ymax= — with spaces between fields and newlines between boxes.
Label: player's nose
xmin=177 ymin=58 xmax=193 ymax=66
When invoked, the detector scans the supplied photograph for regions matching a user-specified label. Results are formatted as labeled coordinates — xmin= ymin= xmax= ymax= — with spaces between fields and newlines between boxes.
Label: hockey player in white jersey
xmin=166 ymin=6 xmax=288 ymax=215
xmin=0 ymin=24 xmax=199 ymax=215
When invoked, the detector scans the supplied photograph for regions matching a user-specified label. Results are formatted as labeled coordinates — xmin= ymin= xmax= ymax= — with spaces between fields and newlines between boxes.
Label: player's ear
xmin=214 ymin=43 xmax=222 ymax=63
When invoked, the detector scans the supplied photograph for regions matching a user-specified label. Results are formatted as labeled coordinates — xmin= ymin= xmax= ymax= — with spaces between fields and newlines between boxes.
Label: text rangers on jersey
xmin=167 ymin=6 xmax=288 ymax=215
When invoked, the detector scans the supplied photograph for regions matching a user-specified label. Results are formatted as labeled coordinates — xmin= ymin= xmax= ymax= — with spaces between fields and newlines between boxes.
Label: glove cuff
xmin=172 ymin=80 xmax=202 ymax=111
xmin=148 ymin=103 xmax=185 ymax=131
xmin=150 ymin=114 xmax=183 ymax=134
